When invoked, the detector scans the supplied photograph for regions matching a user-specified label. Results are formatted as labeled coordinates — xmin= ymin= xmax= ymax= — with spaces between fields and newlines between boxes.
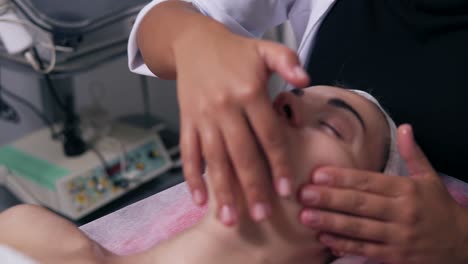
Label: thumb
xmin=397 ymin=124 xmax=436 ymax=178
xmin=256 ymin=40 xmax=310 ymax=88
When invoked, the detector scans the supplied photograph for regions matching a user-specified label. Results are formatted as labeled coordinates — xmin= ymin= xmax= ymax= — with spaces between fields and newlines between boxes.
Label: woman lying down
xmin=0 ymin=86 xmax=406 ymax=264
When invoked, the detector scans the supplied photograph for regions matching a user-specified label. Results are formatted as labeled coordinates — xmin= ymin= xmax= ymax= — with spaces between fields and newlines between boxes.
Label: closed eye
xmin=319 ymin=121 xmax=343 ymax=140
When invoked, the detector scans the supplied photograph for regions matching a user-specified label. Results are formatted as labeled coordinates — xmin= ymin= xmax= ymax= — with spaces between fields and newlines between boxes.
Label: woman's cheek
xmin=289 ymin=129 xmax=357 ymax=185
xmin=302 ymin=132 xmax=356 ymax=171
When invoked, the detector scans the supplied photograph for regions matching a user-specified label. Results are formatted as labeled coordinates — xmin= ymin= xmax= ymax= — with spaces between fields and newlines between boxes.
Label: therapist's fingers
xmin=397 ymin=124 xmax=437 ymax=178
xmin=309 ymin=167 xmax=409 ymax=197
xmin=246 ymin=94 xmax=293 ymax=198
xmin=300 ymin=209 xmax=393 ymax=243
xmin=222 ymin=109 xmax=272 ymax=222
xmin=180 ymin=123 xmax=206 ymax=206
xmin=199 ymin=123 xmax=237 ymax=226
xmin=300 ymin=185 xmax=396 ymax=221
xmin=256 ymin=40 xmax=310 ymax=88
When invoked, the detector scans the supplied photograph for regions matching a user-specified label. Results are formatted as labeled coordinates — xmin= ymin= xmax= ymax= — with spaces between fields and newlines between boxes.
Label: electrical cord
xmin=0 ymin=86 xmax=113 ymax=190
xmin=30 ymin=47 xmax=67 ymax=111
xmin=30 ymin=46 xmax=87 ymax=157
xmin=90 ymin=145 xmax=111 ymax=174
xmin=0 ymin=84 xmax=112 ymax=189
xmin=1 ymin=86 xmax=59 ymax=138
xmin=97 ymin=137 xmax=130 ymax=179
xmin=0 ymin=18 xmax=57 ymax=73
xmin=0 ymin=84 xmax=19 ymax=123
xmin=0 ymin=15 xmax=57 ymax=73
xmin=0 ymin=68 xmax=59 ymax=137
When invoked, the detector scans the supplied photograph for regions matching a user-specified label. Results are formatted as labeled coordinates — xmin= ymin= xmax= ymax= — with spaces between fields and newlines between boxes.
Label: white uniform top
xmin=0 ymin=245 xmax=38 ymax=264
xmin=128 ymin=0 xmax=337 ymax=91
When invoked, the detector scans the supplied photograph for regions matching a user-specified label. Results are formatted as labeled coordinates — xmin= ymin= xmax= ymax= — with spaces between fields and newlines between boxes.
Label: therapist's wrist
xmin=172 ymin=15 xmax=232 ymax=58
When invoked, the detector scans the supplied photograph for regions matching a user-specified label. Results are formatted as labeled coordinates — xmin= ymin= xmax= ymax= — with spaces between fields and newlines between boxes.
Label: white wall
xmin=74 ymin=57 xmax=180 ymax=130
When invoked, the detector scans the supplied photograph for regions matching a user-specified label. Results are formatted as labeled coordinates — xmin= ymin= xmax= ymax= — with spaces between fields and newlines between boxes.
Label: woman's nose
xmin=273 ymin=92 xmax=303 ymax=127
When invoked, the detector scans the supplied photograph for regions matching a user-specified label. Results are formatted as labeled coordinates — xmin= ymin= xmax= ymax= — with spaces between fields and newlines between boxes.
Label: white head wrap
xmin=350 ymin=90 xmax=407 ymax=176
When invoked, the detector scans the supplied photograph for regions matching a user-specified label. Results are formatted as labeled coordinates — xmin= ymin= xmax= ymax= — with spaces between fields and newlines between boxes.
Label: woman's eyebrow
xmin=327 ymin=98 xmax=367 ymax=131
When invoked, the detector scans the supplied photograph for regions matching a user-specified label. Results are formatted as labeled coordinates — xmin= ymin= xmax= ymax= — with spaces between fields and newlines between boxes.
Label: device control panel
xmin=64 ymin=139 xmax=171 ymax=216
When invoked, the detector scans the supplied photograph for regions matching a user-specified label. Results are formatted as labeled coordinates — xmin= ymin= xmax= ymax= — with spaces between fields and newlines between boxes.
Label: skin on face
xmin=205 ymin=85 xmax=391 ymax=224
xmin=273 ymin=85 xmax=390 ymax=193
xmin=200 ymin=85 xmax=392 ymax=257
xmin=197 ymin=85 xmax=392 ymax=264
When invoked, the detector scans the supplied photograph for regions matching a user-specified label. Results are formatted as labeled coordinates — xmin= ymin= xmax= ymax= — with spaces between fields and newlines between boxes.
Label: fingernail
xmin=277 ymin=177 xmax=291 ymax=197
xmin=251 ymin=203 xmax=271 ymax=222
xmin=314 ymin=172 xmax=332 ymax=184
xmin=301 ymin=210 xmax=319 ymax=224
xmin=293 ymin=66 xmax=308 ymax=79
xmin=219 ymin=205 xmax=237 ymax=226
xmin=301 ymin=189 xmax=319 ymax=204
xmin=401 ymin=124 xmax=413 ymax=138
xmin=193 ymin=190 xmax=205 ymax=205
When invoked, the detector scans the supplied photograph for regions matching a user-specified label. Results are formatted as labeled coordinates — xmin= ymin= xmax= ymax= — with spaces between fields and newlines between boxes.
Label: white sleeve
xmin=128 ymin=0 xmax=295 ymax=77
xmin=0 ymin=245 xmax=38 ymax=264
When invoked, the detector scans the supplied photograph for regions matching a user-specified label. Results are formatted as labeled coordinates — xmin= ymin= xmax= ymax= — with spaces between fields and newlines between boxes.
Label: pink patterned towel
xmin=80 ymin=175 xmax=468 ymax=261
xmin=81 ymin=183 xmax=206 ymax=255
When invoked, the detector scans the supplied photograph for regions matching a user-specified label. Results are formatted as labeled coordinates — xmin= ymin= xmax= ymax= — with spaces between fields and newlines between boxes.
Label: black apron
xmin=307 ymin=0 xmax=468 ymax=181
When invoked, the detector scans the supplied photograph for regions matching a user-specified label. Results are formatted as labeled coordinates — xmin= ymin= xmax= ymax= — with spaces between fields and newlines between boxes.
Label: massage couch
xmin=80 ymin=175 xmax=468 ymax=263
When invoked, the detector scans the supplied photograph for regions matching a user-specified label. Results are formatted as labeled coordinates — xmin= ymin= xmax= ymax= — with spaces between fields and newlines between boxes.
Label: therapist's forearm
xmin=137 ymin=0 xmax=232 ymax=79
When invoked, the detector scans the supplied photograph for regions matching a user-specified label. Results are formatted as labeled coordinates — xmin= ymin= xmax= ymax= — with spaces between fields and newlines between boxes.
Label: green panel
xmin=0 ymin=146 xmax=70 ymax=191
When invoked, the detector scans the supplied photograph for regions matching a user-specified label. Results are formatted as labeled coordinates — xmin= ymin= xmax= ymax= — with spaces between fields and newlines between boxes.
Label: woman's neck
xmin=133 ymin=199 xmax=331 ymax=264
xmin=197 ymin=215 xmax=330 ymax=264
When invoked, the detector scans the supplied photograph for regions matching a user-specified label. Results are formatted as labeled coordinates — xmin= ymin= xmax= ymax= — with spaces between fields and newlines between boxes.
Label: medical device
xmin=0 ymin=123 xmax=173 ymax=220
xmin=0 ymin=0 xmax=178 ymax=219
xmin=0 ymin=0 xmax=154 ymax=159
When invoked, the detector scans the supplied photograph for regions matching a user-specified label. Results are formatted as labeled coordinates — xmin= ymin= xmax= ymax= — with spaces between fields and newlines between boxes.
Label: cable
xmin=99 ymin=137 xmax=129 ymax=179
xmin=1 ymin=86 xmax=59 ymax=138
xmin=30 ymin=46 xmax=87 ymax=157
xmin=0 ymin=17 xmax=57 ymax=73
xmin=0 ymin=68 xmax=58 ymax=137
xmin=90 ymin=146 xmax=110 ymax=172
xmin=30 ymin=47 xmax=67 ymax=111
xmin=139 ymin=75 xmax=152 ymax=129
xmin=0 ymin=75 xmax=19 ymax=123
xmin=0 ymin=88 xmax=110 ymax=184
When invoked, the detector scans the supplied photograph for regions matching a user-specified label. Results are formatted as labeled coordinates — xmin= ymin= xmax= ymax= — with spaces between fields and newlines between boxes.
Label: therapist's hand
xmin=299 ymin=125 xmax=468 ymax=264
xmin=174 ymin=23 xmax=310 ymax=225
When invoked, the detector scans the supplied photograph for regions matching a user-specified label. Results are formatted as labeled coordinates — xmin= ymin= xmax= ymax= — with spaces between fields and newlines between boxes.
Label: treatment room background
xmin=0 ymin=6 xmax=296 ymax=224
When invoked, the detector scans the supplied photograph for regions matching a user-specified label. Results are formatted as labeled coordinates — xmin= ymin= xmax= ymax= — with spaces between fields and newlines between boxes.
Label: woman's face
xmin=273 ymin=86 xmax=389 ymax=187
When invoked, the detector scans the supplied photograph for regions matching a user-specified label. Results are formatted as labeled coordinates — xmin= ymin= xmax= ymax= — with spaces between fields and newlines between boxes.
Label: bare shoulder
xmin=0 ymin=204 xmax=106 ymax=264
xmin=0 ymin=204 xmax=83 ymax=243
